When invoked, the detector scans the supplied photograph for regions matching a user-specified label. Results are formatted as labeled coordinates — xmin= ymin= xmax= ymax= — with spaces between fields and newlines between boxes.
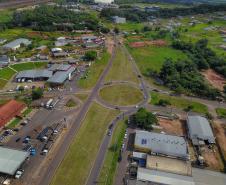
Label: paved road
xmin=86 ymin=40 xmax=150 ymax=185
xmin=0 ymin=0 xmax=51 ymax=9
xmin=36 ymin=37 xmax=117 ymax=185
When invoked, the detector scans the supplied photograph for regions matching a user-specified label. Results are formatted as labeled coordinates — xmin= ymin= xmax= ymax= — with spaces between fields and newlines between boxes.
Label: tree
xmin=133 ymin=108 xmax=158 ymax=130
xmin=224 ymin=85 xmax=226 ymax=94
xmin=158 ymin=99 xmax=171 ymax=107
xmin=32 ymin=88 xmax=43 ymax=100
xmin=114 ymin=27 xmax=119 ymax=34
xmin=84 ymin=51 xmax=97 ymax=61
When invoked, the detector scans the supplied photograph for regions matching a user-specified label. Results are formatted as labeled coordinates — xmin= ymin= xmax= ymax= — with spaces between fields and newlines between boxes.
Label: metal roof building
xmin=134 ymin=130 xmax=189 ymax=160
xmin=0 ymin=147 xmax=29 ymax=175
xmin=3 ymin=38 xmax=31 ymax=50
xmin=47 ymin=66 xmax=75 ymax=84
xmin=137 ymin=168 xmax=195 ymax=185
xmin=187 ymin=115 xmax=215 ymax=146
xmin=48 ymin=64 xmax=72 ymax=72
xmin=16 ymin=69 xmax=53 ymax=80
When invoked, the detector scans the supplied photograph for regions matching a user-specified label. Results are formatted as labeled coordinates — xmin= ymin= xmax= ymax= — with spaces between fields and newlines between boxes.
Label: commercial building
xmin=0 ymin=147 xmax=29 ymax=175
xmin=134 ymin=130 xmax=189 ymax=160
xmin=112 ymin=16 xmax=126 ymax=24
xmin=136 ymin=168 xmax=195 ymax=185
xmin=187 ymin=115 xmax=215 ymax=146
xmin=0 ymin=55 xmax=10 ymax=68
xmin=0 ymin=100 xmax=26 ymax=128
xmin=16 ymin=69 xmax=53 ymax=82
xmin=3 ymin=38 xmax=31 ymax=50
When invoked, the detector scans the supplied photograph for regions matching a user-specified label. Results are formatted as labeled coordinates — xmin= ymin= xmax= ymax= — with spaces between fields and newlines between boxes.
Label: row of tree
xmin=100 ymin=4 xmax=226 ymax=22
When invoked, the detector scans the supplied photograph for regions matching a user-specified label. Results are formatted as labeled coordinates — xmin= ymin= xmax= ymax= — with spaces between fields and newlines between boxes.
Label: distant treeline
xmin=156 ymin=39 xmax=226 ymax=100
xmin=12 ymin=5 xmax=100 ymax=31
xmin=101 ymin=4 xmax=226 ymax=22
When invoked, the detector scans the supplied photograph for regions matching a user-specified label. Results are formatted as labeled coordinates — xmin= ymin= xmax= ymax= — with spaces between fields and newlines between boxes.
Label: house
xmin=0 ymin=100 xmax=26 ymax=128
xmin=187 ymin=115 xmax=215 ymax=146
xmin=134 ymin=130 xmax=189 ymax=160
xmin=112 ymin=16 xmax=126 ymax=24
xmin=3 ymin=38 xmax=31 ymax=50
xmin=0 ymin=55 xmax=10 ymax=68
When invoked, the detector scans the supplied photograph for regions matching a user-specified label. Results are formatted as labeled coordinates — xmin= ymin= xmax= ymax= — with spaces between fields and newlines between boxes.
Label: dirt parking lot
xmin=158 ymin=118 xmax=186 ymax=136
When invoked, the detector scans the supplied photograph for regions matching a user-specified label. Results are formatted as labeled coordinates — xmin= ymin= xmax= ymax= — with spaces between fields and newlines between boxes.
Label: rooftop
xmin=134 ymin=130 xmax=188 ymax=159
xmin=187 ymin=115 xmax=215 ymax=145
xmin=16 ymin=69 xmax=53 ymax=79
xmin=137 ymin=168 xmax=195 ymax=185
xmin=48 ymin=64 xmax=72 ymax=71
xmin=146 ymin=155 xmax=192 ymax=176
xmin=3 ymin=38 xmax=31 ymax=49
xmin=0 ymin=147 xmax=29 ymax=175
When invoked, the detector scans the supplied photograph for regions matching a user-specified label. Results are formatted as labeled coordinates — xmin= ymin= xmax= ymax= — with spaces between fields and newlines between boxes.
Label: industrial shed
xmin=0 ymin=147 xmax=29 ymax=175
xmin=47 ymin=67 xmax=75 ymax=84
xmin=134 ymin=130 xmax=189 ymax=160
xmin=16 ymin=69 xmax=53 ymax=82
xmin=187 ymin=115 xmax=215 ymax=146
xmin=137 ymin=168 xmax=195 ymax=185
xmin=3 ymin=38 xmax=31 ymax=50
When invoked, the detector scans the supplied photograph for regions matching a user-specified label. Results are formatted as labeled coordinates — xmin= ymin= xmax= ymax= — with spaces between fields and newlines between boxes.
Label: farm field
xmin=99 ymin=84 xmax=143 ymax=106
xmin=98 ymin=119 xmax=127 ymax=185
xmin=50 ymin=103 xmax=119 ymax=185
xmin=105 ymin=47 xmax=139 ymax=83
xmin=78 ymin=52 xmax=110 ymax=89
xmin=150 ymin=92 xmax=209 ymax=114
xmin=127 ymin=45 xmax=187 ymax=73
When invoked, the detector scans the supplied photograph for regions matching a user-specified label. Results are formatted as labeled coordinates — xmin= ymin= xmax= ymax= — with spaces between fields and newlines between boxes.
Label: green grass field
xmin=150 ymin=92 xmax=209 ymax=114
xmin=128 ymin=45 xmax=187 ymax=73
xmin=51 ymin=103 xmax=119 ymax=185
xmin=98 ymin=119 xmax=127 ymax=185
xmin=216 ymin=108 xmax=226 ymax=118
xmin=0 ymin=9 xmax=13 ymax=23
xmin=78 ymin=52 xmax=110 ymax=89
xmin=0 ymin=62 xmax=47 ymax=89
xmin=105 ymin=47 xmax=139 ymax=83
xmin=99 ymin=85 xmax=143 ymax=106
xmin=65 ymin=99 xmax=77 ymax=107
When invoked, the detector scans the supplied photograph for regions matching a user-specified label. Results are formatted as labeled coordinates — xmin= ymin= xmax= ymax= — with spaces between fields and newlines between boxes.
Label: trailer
xmin=49 ymin=99 xmax=60 ymax=109
xmin=46 ymin=99 xmax=53 ymax=109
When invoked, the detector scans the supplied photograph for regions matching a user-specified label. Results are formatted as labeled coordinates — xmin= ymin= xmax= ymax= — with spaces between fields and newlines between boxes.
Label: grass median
xmin=50 ymin=102 xmax=119 ymax=185
xmin=105 ymin=47 xmax=139 ymax=84
xmin=216 ymin=108 xmax=226 ymax=119
xmin=99 ymin=84 xmax=143 ymax=106
xmin=150 ymin=91 xmax=208 ymax=114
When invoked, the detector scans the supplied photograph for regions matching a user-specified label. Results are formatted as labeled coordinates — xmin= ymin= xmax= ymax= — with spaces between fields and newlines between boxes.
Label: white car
xmin=124 ymin=133 xmax=127 ymax=139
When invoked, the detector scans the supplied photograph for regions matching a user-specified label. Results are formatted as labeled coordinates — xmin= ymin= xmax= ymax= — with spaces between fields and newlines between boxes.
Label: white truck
xmin=46 ymin=99 xmax=53 ymax=109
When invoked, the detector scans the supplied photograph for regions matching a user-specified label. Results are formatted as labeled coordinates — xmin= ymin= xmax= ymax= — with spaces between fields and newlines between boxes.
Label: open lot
xmin=158 ymin=118 xmax=186 ymax=136
xmin=150 ymin=92 xmax=209 ymax=114
xmin=50 ymin=102 xmax=119 ymax=185
xmin=105 ymin=47 xmax=139 ymax=84
xmin=99 ymin=84 xmax=143 ymax=106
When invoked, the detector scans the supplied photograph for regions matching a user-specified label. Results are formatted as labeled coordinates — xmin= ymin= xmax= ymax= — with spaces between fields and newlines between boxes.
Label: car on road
xmin=122 ymin=143 xmax=125 ymax=150
xmin=15 ymin=169 xmax=24 ymax=179
xmin=124 ymin=133 xmax=127 ymax=139
xmin=107 ymin=130 xmax=112 ymax=136
xmin=135 ymin=105 xmax=139 ymax=108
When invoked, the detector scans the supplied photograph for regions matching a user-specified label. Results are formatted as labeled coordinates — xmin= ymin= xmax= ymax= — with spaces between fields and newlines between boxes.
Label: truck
xmin=46 ymin=99 xmax=53 ymax=109
xmin=49 ymin=99 xmax=59 ymax=109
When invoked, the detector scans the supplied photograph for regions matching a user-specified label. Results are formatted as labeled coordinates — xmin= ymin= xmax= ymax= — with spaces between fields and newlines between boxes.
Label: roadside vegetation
xmin=51 ymin=103 xmax=119 ymax=185
xmin=78 ymin=52 xmax=110 ymax=89
xmin=98 ymin=119 xmax=127 ymax=185
xmin=65 ymin=99 xmax=77 ymax=107
xmin=150 ymin=91 xmax=209 ymax=114
xmin=99 ymin=85 xmax=143 ymax=106
xmin=216 ymin=108 xmax=226 ymax=119
xmin=75 ymin=93 xmax=89 ymax=102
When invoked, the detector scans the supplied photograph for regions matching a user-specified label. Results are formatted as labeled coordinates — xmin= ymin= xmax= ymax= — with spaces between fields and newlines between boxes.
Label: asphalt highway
xmin=86 ymin=41 xmax=150 ymax=185
xmin=0 ymin=0 xmax=51 ymax=9
xmin=37 ymin=37 xmax=117 ymax=185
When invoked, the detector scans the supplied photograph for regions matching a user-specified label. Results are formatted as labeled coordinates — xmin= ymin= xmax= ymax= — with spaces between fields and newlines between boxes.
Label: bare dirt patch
xmin=202 ymin=69 xmax=226 ymax=91
xmin=158 ymin=118 xmax=186 ymax=136
xmin=201 ymin=145 xmax=224 ymax=171
xmin=129 ymin=40 xmax=167 ymax=48
xmin=213 ymin=121 xmax=226 ymax=158
xmin=106 ymin=36 xmax=114 ymax=54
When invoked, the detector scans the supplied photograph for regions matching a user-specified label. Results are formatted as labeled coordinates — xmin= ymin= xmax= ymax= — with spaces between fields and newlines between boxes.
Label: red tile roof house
xmin=0 ymin=100 xmax=26 ymax=129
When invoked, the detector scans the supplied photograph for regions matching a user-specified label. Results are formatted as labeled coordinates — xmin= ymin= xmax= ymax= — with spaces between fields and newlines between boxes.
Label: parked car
xmin=15 ymin=137 xmax=21 ymax=142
